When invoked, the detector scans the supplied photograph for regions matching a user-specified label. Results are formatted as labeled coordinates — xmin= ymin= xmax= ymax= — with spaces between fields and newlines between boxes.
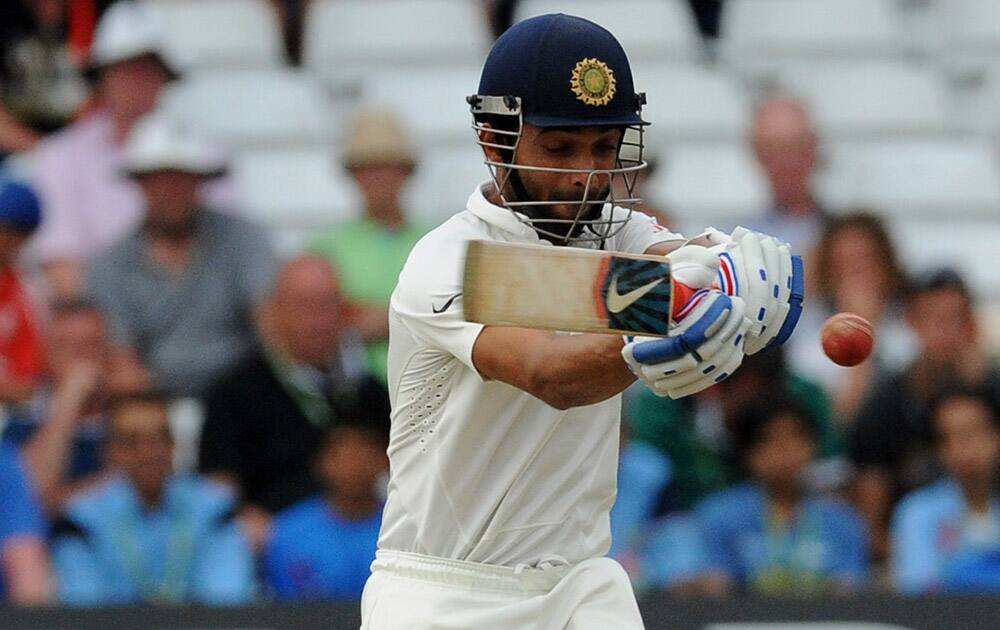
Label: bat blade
xmin=463 ymin=240 xmax=673 ymax=337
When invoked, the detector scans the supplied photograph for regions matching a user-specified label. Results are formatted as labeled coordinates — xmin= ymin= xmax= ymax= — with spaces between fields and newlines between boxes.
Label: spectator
xmin=851 ymin=268 xmax=999 ymax=561
xmin=696 ymin=397 xmax=868 ymax=595
xmin=7 ymin=299 xmax=149 ymax=511
xmin=0 ymin=0 xmax=89 ymax=154
xmin=787 ymin=213 xmax=916 ymax=420
xmin=625 ymin=348 xmax=843 ymax=512
xmin=609 ymin=425 xmax=672 ymax=566
xmin=86 ymin=113 xmax=276 ymax=398
xmin=199 ymin=256 xmax=388 ymax=551
xmin=0 ymin=179 xmax=46 ymax=403
xmin=893 ymin=386 xmax=1000 ymax=593
xmin=312 ymin=109 xmax=429 ymax=383
xmin=264 ymin=408 xmax=389 ymax=601
xmin=51 ymin=392 xmax=255 ymax=605
xmin=27 ymin=1 xmax=186 ymax=298
xmin=747 ymin=94 xmax=827 ymax=255
xmin=0 ymin=444 xmax=50 ymax=604
xmin=639 ymin=513 xmax=725 ymax=596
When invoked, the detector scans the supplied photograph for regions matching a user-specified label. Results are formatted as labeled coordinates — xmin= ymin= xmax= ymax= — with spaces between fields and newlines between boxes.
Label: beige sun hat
xmin=87 ymin=1 xmax=184 ymax=79
xmin=122 ymin=113 xmax=227 ymax=178
xmin=342 ymin=109 xmax=416 ymax=169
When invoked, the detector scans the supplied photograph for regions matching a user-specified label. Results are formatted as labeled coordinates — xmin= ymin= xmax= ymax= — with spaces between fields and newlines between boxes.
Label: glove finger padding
xmin=723 ymin=228 xmax=798 ymax=354
xmin=646 ymin=298 xmax=749 ymax=391
xmin=622 ymin=292 xmax=751 ymax=399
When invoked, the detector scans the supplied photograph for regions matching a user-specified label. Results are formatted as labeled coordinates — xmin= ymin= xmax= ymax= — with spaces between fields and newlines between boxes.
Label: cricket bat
xmin=463 ymin=240 xmax=673 ymax=337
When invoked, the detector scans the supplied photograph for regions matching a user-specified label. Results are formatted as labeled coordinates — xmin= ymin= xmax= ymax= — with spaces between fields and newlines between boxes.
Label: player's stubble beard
xmin=505 ymin=169 xmax=610 ymax=243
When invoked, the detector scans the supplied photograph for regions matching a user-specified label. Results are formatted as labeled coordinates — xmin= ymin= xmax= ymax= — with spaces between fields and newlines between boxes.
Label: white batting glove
xmin=623 ymin=290 xmax=750 ymax=399
xmin=715 ymin=227 xmax=804 ymax=355
xmin=621 ymin=244 xmax=752 ymax=399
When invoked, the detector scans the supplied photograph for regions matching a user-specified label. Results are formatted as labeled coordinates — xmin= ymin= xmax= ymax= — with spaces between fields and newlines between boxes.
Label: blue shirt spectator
xmin=265 ymin=496 xmax=382 ymax=600
xmin=696 ymin=397 xmax=868 ymax=594
xmin=264 ymin=406 xmax=390 ymax=601
xmin=51 ymin=393 xmax=254 ymax=605
xmin=0 ymin=444 xmax=49 ymax=602
xmin=609 ymin=438 xmax=671 ymax=559
xmin=892 ymin=386 xmax=1000 ymax=593
xmin=641 ymin=513 xmax=713 ymax=591
xmin=697 ymin=482 xmax=868 ymax=594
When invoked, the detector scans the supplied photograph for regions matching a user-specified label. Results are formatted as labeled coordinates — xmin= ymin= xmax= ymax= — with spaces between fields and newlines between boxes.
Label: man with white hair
xmin=86 ymin=114 xmax=276 ymax=398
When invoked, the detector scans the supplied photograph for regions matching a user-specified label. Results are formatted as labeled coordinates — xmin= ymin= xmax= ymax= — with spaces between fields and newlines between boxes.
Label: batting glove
xmin=715 ymin=227 xmax=804 ymax=354
xmin=621 ymin=244 xmax=752 ymax=399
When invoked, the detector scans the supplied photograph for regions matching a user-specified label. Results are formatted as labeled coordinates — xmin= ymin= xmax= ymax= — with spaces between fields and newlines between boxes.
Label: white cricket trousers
xmin=360 ymin=550 xmax=645 ymax=630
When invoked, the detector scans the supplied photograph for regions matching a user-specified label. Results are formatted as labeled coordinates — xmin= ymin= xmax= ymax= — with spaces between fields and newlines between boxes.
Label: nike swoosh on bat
xmin=606 ymin=275 xmax=664 ymax=314
xmin=432 ymin=293 xmax=462 ymax=314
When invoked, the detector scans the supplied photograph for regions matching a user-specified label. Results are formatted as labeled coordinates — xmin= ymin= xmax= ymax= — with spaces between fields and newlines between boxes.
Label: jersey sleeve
xmin=608 ymin=208 xmax=685 ymax=255
xmin=391 ymin=236 xmax=484 ymax=375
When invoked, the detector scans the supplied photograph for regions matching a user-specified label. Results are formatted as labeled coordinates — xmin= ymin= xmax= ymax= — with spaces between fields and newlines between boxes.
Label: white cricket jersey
xmin=378 ymin=185 xmax=682 ymax=568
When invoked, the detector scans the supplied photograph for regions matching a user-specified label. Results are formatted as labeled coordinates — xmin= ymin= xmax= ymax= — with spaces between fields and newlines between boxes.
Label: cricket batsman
xmin=361 ymin=13 xmax=803 ymax=629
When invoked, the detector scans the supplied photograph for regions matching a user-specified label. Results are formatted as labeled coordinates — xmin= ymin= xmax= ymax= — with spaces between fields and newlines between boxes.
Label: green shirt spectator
xmin=312 ymin=108 xmax=427 ymax=382
xmin=625 ymin=349 xmax=844 ymax=511
xmin=312 ymin=216 xmax=427 ymax=381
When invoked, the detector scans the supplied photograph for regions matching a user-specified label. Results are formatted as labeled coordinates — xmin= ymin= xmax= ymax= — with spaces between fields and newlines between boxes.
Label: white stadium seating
xmin=355 ymin=66 xmax=483 ymax=148
xmin=720 ymin=0 xmax=905 ymax=78
xmin=823 ymin=140 xmax=1000 ymax=218
xmin=303 ymin=0 xmax=492 ymax=88
xmin=405 ymin=146 xmax=492 ymax=224
xmin=892 ymin=218 xmax=1000 ymax=300
xmin=162 ymin=69 xmax=336 ymax=149
xmin=931 ymin=0 xmax=1000 ymax=75
xmin=646 ymin=143 xmax=769 ymax=232
xmin=634 ymin=63 xmax=751 ymax=142
xmin=513 ymin=0 xmax=703 ymax=63
xmin=777 ymin=62 xmax=954 ymax=138
xmin=141 ymin=0 xmax=284 ymax=69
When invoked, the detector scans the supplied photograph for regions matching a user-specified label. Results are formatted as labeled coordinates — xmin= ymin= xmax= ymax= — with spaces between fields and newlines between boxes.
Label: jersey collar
xmin=466 ymin=183 xmax=550 ymax=244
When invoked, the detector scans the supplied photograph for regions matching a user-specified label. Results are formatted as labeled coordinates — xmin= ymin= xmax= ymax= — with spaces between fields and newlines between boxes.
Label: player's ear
xmin=478 ymin=122 xmax=506 ymax=165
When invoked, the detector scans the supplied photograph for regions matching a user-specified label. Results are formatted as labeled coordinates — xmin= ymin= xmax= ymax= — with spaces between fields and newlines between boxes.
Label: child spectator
xmin=51 ymin=392 xmax=254 ymax=605
xmin=892 ymin=386 xmax=1000 ymax=593
xmin=696 ymin=397 xmax=868 ymax=594
xmin=263 ymin=410 xmax=389 ymax=601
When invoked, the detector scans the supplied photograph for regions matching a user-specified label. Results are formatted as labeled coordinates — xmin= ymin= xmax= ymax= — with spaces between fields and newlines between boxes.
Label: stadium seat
xmin=513 ymin=0 xmax=703 ymax=63
xmin=232 ymin=147 xmax=361 ymax=236
xmin=405 ymin=146 xmax=492 ymax=224
xmin=356 ymin=66 xmax=483 ymax=148
xmin=140 ymin=0 xmax=284 ymax=69
xmin=931 ymin=0 xmax=1000 ymax=76
xmin=645 ymin=143 xmax=769 ymax=232
xmin=303 ymin=0 xmax=492 ymax=88
xmin=777 ymin=62 xmax=953 ymax=138
xmin=634 ymin=63 xmax=750 ymax=142
xmin=891 ymin=218 xmax=1000 ymax=300
xmin=162 ymin=69 xmax=337 ymax=149
xmin=720 ymin=0 xmax=905 ymax=78
xmin=824 ymin=140 xmax=1000 ymax=218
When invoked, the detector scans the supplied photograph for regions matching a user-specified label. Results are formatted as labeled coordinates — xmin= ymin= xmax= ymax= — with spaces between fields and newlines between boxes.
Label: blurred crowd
xmin=1 ymin=0 xmax=1000 ymax=608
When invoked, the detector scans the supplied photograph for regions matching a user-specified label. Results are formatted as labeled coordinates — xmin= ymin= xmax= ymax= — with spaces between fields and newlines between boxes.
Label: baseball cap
xmin=342 ymin=110 xmax=416 ymax=169
xmin=87 ymin=1 xmax=184 ymax=79
xmin=121 ymin=113 xmax=227 ymax=178
xmin=476 ymin=13 xmax=646 ymax=128
xmin=0 ymin=179 xmax=43 ymax=234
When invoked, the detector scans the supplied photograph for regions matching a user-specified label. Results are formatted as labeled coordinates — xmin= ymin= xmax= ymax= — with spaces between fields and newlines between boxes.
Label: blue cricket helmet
xmin=475 ymin=13 xmax=647 ymax=128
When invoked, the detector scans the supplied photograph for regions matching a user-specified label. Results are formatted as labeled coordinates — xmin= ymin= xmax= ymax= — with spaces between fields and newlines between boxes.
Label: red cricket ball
xmin=821 ymin=312 xmax=875 ymax=367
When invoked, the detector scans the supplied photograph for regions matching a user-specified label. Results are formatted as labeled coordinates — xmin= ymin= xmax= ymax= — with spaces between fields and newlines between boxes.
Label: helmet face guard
xmin=468 ymin=93 xmax=648 ymax=247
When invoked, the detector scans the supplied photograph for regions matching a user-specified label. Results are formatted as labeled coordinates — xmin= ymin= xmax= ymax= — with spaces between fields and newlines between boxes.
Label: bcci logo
xmin=570 ymin=58 xmax=616 ymax=107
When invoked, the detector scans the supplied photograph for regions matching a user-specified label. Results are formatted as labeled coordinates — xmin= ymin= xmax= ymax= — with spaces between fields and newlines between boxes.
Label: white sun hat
xmin=122 ymin=113 xmax=228 ymax=178
xmin=87 ymin=1 xmax=185 ymax=79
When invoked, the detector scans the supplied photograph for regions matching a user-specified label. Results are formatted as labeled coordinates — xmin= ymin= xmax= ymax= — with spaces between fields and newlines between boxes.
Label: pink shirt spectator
xmin=28 ymin=111 xmax=239 ymax=264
